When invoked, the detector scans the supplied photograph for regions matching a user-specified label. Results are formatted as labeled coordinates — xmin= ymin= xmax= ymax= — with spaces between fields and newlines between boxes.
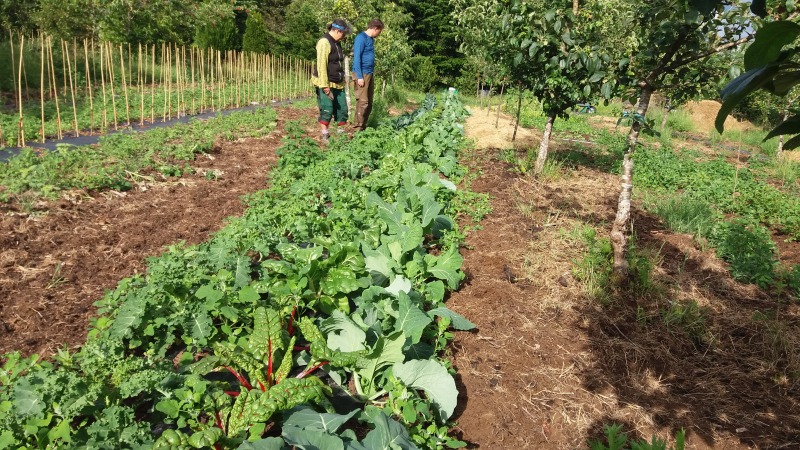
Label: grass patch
xmin=642 ymin=193 xmax=718 ymax=240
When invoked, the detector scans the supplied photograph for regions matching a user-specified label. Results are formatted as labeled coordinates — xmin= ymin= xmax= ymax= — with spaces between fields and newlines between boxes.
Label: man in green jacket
xmin=311 ymin=19 xmax=351 ymax=142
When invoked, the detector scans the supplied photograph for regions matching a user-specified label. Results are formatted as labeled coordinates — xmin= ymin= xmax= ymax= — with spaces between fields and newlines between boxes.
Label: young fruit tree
xmin=457 ymin=0 xmax=615 ymax=174
xmin=608 ymin=0 xmax=757 ymax=281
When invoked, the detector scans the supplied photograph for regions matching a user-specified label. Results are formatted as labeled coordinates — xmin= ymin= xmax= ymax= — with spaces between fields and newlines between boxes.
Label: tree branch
xmin=664 ymin=33 xmax=754 ymax=72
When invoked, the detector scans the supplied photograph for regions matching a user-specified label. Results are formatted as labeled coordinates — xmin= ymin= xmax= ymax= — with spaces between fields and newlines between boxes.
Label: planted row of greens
xmin=633 ymin=146 xmax=800 ymax=296
xmin=0 ymin=108 xmax=278 ymax=204
xmin=0 ymin=93 xmax=485 ymax=449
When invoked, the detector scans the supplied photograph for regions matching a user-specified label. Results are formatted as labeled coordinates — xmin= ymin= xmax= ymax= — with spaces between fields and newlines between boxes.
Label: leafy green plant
xmin=662 ymin=300 xmax=707 ymax=341
xmin=589 ymin=423 xmax=685 ymax=450
xmin=644 ymin=193 xmax=718 ymax=240
xmin=711 ymin=220 xmax=778 ymax=289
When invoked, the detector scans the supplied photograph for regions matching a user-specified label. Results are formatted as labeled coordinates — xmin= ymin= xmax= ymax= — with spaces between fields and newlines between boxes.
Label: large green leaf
xmin=425 ymin=247 xmax=464 ymax=289
xmin=187 ymin=309 xmax=214 ymax=346
xmin=321 ymin=268 xmax=361 ymax=296
xmin=428 ymin=307 xmax=476 ymax=331
xmin=366 ymin=192 xmax=402 ymax=234
xmin=321 ymin=311 xmax=367 ymax=353
xmin=356 ymin=332 xmax=406 ymax=394
xmin=12 ymin=378 xmax=45 ymax=417
xmin=237 ymin=438 xmax=287 ymax=450
xmin=716 ymin=65 xmax=781 ymax=133
xmin=282 ymin=406 xmax=359 ymax=433
xmin=751 ymin=0 xmax=768 ymax=17
xmin=108 ymin=293 xmax=145 ymax=339
xmin=395 ymin=294 xmax=432 ymax=345
xmin=765 ymin=115 xmax=800 ymax=140
xmin=744 ymin=21 xmax=800 ymax=70
xmin=392 ymin=359 xmax=458 ymax=421
xmin=688 ymin=0 xmax=720 ymax=16
xmin=361 ymin=408 xmax=420 ymax=450
xmin=282 ymin=427 xmax=344 ymax=450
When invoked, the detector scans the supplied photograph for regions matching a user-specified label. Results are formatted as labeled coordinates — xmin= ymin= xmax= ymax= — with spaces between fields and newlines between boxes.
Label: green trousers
xmin=316 ymin=87 xmax=349 ymax=125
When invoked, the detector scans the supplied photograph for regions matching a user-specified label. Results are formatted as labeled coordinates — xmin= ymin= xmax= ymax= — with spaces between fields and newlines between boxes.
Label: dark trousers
xmin=316 ymin=87 xmax=348 ymax=125
xmin=352 ymin=73 xmax=374 ymax=130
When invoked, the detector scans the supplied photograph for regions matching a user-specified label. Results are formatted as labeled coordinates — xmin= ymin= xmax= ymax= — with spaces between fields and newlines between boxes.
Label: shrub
xmin=242 ymin=11 xmax=269 ymax=54
xmin=403 ymin=56 xmax=438 ymax=92
xmin=194 ymin=3 xmax=240 ymax=51
xmin=711 ymin=220 xmax=778 ymax=288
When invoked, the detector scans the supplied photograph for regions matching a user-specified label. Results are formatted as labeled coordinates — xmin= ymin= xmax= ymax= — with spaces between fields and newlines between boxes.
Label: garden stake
xmin=84 ymin=39 xmax=94 ymax=134
xmin=65 ymin=40 xmax=79 ymax=136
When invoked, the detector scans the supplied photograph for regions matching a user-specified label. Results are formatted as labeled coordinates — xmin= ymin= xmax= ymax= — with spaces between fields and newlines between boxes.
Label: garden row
xmin=0 ymin=107 xmax=279 ymax=205
xmin=0 ymin=93 xmax=484 ymax=449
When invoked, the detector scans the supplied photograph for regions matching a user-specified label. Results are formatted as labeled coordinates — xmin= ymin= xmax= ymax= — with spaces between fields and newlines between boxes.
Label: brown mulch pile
xmin=0 ymin=107 xmax=315 ymax=356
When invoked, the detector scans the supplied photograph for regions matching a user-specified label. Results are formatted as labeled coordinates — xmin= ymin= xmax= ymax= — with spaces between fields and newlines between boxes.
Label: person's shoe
xmin=321 ymin=133 xmax=330 ymax=145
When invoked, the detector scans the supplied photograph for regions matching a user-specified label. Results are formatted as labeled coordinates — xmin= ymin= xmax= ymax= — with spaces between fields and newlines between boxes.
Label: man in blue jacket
xmin=351 ymin=19 xmax=384 ymax=131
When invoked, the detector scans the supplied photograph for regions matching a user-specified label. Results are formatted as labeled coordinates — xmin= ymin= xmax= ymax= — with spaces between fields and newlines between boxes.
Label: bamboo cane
xmin=99 ymin=40 xmax=107 ymax=130
xmin=210 ymin=48 xmax=215 ymax=112
xmin=84 ymin=39 xmax=94 ymax=134
xmin=151 ymin=44 xmax=155 ymax=123
xmin=107 ymin=43 xmax=118 ymax=130
xmin=48 ymin=37 xmax=63 ymax=139
xmin=128 ymin=43 xmax=132 ymax=87
xmin=197 ymin=48 xmax=206 ymax=112
xmin=65 ymin=39 xmax=79 ymax=136
xmin=20 ymin=33 xmax=29 ymax=101
xmin=118 ymin=44 xmax=129 ymax=126
xmin=190 ymin=46 xmax=195 ymax=114
xmin=161 ymin=43 xmax=167 ymax=121
xmin=139 ymin=43 xmax=144 ymax=125
xmin=40 ymin=36 xmax=45 ymax=143
xmin=235 ymin=52 xmax=241 ymax=108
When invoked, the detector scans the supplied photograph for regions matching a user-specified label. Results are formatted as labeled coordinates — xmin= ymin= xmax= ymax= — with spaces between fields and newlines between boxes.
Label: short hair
xmin=328 ymin=19 xmax=352 ymax=34
xmin=367 ymin=19 xmax=384 ymax=30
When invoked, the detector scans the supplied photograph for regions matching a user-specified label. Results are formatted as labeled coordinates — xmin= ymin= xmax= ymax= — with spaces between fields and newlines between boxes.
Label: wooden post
xmin=17 ymin=35 xmax=25 ymax=146
xmin=9 ymin=31 xmax=17 ymax=110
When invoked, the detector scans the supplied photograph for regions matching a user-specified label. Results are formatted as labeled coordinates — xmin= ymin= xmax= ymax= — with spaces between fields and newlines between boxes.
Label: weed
xmin=572 ymin=226 xmax=614 ymax=304
xmin=589 ymin=423 xmax=685 ymax=450
xmin=643 ymin=193 xmax=717 ymax=240
xmin=661 ymin=300 xmax=707 ymax=341
xmin=711 ymin=220 xmax=777 ymax=289
xmin=538 ymin=157 xmax=566 ymax=181
xmin=47 ymin=263 xmax=67 ymax=289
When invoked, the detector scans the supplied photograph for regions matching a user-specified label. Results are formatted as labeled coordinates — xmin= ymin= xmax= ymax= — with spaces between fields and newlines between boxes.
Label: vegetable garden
xmin=2 ymin=0 xmax=800 ymax=448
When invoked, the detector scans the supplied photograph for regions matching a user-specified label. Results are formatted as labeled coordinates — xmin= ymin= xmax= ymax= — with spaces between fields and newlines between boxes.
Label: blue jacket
xmin=352 ymin=32 xmax=375 ymax=79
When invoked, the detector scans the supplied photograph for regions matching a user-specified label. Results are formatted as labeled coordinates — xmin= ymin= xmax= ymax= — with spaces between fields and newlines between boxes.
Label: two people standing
xmin=311 ymin=18 xmax=383 ymax=141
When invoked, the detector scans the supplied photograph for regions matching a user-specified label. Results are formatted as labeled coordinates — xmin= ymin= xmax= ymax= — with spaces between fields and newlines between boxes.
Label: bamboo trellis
xmin=1 ymin=35 xmax=313 ymax=148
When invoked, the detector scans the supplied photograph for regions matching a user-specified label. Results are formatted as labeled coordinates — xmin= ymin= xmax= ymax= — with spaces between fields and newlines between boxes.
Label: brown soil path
xmin=449 ymin=108 xmax=799 ymax=449
xmin=0 ymin=107 xmax=315 ymax=356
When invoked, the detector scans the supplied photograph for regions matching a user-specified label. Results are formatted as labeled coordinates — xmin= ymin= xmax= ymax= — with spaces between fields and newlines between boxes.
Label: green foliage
xmin=242 ymin=11 xmax=271 ymax=53
xmin=398 ymin=0 xmax=465 ymax=84
xmin=589 ymin=423 xmax=685 ymax=450
xmin=643 ymin=193 xmax=718 ymax=239
xmin=404 ymin=56 xmax=439 ymax=92
xmin=662 ymin=300 xmax=707 ymax=341
xmin=711 ymin=220 xmax=778 ymax=288
xmin=96 ymin=0 xmax=197 ymax=44
xmin=194 ymin=2 xmax=242 ymax=51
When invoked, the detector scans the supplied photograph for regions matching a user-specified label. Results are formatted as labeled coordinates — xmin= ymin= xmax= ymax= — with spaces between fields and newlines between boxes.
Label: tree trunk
xmin=573 ymin=0 xmax=579 ymax=14
xmin=495 ymin=83 xmax=505 ymax=128
xmin=512 ymin=85 xmax=523 ymax=142
xmin=660 ymin=98 xmax=670 ymax=131
xmin=535 ymin=113 xmax=556 ymax=173
xmin=611 ymin=84 xmax=653 ymax=281
xmin=382 ymin=78 xmax=387 ymax=98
